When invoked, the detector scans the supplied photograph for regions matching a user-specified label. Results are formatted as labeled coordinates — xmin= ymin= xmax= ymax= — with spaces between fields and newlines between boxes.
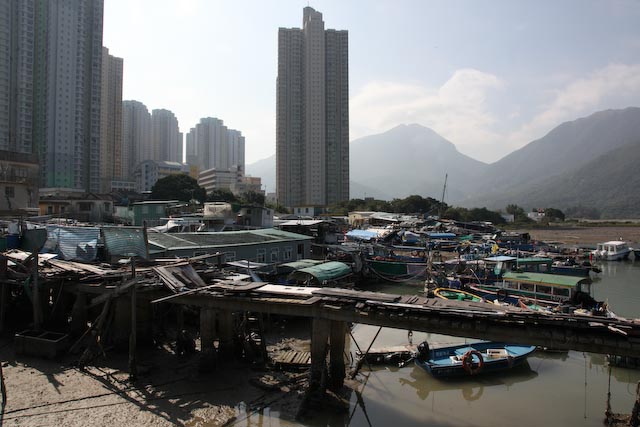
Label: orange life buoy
xmin=462 ymin=350 xmax=484 ymax=375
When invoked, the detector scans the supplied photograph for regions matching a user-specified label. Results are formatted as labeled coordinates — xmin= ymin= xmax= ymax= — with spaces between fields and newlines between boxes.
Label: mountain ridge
xmin=246 ymin=107 xmax=640 ymax=217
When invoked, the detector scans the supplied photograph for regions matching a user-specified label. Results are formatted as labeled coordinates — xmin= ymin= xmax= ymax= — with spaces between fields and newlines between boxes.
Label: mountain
xmin=473 ymin=140 xmax=640 ymax=218
xmin=454 ymin=107 xmax=640 ymax=215
xmin=245 ymin=155 xmax=275 ymax=194
xmin=349 ymin=124 xmax=488 ymax=200
xmin=245 ymin=107 xmax=640 ymax=217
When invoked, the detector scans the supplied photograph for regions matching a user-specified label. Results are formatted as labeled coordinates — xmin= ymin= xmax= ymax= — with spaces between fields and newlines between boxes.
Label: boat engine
xmin=417 ymin=341 xmax=430 ymax=362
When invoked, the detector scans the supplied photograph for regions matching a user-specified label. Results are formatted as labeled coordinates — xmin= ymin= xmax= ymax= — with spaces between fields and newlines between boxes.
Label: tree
xmin=544 ymin=207 xmax=565 ymax=222
xmin=240 ymin=190 xmax=265 ymax=206
xmin=207 ymin=189 xmax=237 ymax=203
xmin=151 ymin=174 xmax=206 ymax=203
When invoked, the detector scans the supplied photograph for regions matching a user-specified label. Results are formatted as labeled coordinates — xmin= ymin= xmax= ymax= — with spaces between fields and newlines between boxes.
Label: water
xmin=245 ymin=260 xmax=640 ymax=426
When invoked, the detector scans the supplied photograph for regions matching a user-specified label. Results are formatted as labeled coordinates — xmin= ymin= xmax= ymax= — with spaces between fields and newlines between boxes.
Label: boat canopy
xmin=279 ymin=259 xmax=324 ymax=271
xmin=502 ymin=272 xmax=588 ymax=288
xmin=289 ymin=261 xmax=352 ymax=283
xmin=516 ymin=257 xmax=553 ymax=265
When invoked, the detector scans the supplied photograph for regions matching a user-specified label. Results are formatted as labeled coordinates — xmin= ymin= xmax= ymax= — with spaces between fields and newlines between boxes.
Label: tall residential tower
xmin=276 ymin=7 xmax=349 ymax=208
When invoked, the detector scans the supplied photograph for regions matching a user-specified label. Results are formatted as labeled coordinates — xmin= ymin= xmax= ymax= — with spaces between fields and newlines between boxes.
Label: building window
xmin=47 ymin=206 xmax=53 ymax=214
xmin=78 ymin=202 xmax=92 ymax=211
xmin=5 ymin=187 xmax=14 ymax=198
xmin=271 ymin=249 xmax=279 ymax=262
xmin=283 ymin=247 xmax=292 ymax=261
xmin=225 ymin=251 xmax=236 ymax=262
xmin=257 ymin=249 xmax=266 ymax=263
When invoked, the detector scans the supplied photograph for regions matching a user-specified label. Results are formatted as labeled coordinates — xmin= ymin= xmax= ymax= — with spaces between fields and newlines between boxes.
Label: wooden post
xmin=32 ymin=251 xmax=42 ymax=331
xmin=199 ymin=308 xmax=217 ymax=371
xmin=0 ymin=255 xmax=8 ymax=333
xmin=128 ymin=257 xmax=137 ymax=380
xmin=310 ymin=318 xmax=330 ymax=391
xmin=217 ymin=309 xmax=234 ymax=361
xmin=328 ymin=320 xmax=347 ymax=390
xmin=70 ymin=293 xmax=88 ymax=336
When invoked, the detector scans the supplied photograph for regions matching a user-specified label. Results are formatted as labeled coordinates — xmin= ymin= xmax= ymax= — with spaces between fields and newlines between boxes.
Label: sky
xmin=103 ymin=0 xmax=640 ymax=164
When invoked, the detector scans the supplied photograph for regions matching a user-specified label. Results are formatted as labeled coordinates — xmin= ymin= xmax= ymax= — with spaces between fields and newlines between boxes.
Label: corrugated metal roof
xmin=280 ymin=220 xmax=327 ymax=226
xmin=147 ymin=228 xmax=313 ymax=250
xmin=102 ymin=227 xmax=149 ymax=258
xmin=44 ymin=225 xmax=100 ymax=261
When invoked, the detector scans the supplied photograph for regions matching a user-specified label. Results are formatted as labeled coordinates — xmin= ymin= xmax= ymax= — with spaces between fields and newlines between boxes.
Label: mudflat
xmin=520 ymin=225 xmax=640 ymax=246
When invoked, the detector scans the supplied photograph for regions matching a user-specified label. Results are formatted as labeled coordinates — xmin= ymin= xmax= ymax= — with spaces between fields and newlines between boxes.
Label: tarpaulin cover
xmin=345 ymin=229 xmax=379 ymax=241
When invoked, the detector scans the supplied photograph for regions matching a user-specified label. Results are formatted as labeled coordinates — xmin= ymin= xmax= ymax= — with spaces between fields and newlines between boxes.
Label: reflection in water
xmin=398 ymin=363 xmax=538 ymax=402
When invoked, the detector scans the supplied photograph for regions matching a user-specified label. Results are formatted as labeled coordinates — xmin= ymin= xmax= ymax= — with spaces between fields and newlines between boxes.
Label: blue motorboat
xmin=414 ymin=341 xmax=536 ymax=378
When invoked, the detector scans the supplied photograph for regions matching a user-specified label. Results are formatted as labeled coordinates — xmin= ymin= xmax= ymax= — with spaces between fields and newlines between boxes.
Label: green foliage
xmin=327 ymin=195 xmax=506 ymax=224
xmin=239 ymin=190 xmax=265 ymax=206
xmin=207 ymin=189 xmax=238 ymax=203
xmin=442 ymin=206 xmax=506 ymax=224
xmin=151 ymin=174 xmax=206 ymax=203
xmin=544 ymin=207 xmax=565 ymax=221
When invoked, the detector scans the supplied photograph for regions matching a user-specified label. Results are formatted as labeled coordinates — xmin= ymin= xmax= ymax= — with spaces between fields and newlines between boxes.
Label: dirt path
xmin=0 ymin=338 xmax=310 ymax=427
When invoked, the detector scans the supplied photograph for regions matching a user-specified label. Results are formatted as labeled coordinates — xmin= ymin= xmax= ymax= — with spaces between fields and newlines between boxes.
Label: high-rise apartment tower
xmin=276 ymin=7 xmax=349 ymax=208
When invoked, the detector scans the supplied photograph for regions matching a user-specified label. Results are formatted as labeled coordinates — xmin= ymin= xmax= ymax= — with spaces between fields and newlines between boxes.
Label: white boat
xmin=592 ymin=241 xmax=632 ymax=261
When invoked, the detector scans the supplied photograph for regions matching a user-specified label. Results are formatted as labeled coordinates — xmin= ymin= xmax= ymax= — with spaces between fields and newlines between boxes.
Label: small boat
xmin=591 ymin=241 xmax=632 ymax=261
xmin=633 ymin=248 xmax=640 ymax=260
xmin=414 ymin=341 xmax=536 ymax=378
xmin=433 ymin=288 xmax=485 ymax=303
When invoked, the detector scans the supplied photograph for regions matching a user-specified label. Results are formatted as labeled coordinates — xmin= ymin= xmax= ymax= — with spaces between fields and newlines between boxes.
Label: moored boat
xmin=433 ymin=287 xmax=485 ymax=303
xmin=414 ymin=341 xmax=536 ymax=378
xmin=592 ymin=241 xmax=632 ymax=261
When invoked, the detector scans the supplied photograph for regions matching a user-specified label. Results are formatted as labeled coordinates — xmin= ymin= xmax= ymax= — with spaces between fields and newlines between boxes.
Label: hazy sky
xmin=103 ymin=0 xmax=640 ymax=164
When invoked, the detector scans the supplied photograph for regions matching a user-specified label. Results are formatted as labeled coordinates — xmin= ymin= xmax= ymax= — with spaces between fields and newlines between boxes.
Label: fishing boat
xmin=591 ymin=241 xmax=632 ymax=261
xmin=470 ymin=272 xmax=594 ymax=305
xmin=414 ymin=341 xmax=536 ymax=378
xmin=433 ymin=288 xmax=485 ymax=303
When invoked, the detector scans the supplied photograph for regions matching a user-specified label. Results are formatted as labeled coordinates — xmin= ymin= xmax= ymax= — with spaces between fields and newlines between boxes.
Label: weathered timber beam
xmin=163 ymin=294 xmax=640 ymax=357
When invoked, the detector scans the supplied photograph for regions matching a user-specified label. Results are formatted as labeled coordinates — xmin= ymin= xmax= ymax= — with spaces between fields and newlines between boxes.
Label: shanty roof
xmin=289 ymin=261 xmax=352 ymax=283
xmin=279 ymin=220 xmax=328 ymax=227
xmin=147 ymin=228 xmax=313 ymax=250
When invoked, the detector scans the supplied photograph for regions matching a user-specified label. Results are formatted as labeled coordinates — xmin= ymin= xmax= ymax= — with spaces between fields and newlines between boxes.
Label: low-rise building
xmin=134 ymin=160 xmax=189 ymax=192
xmin=0 ymin=151 xmax=39 ymax=214
xmin=39 ymin=190 xmax=114 ymax=223
xmin=131 ymin=200 xmax=180 ymax=226
xmin=146 ymin=228 xmax=313 ymax=262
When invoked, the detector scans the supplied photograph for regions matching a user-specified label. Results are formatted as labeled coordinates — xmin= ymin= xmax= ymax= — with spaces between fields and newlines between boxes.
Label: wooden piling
xmin=0 ymin=255 xmax=8 ymax=333
xmin=310 ymin=318 xmax=331 ymax=391
xmin=328 ymin=320 xmax=347 ymax=390
xmin=128 ymin=281 xmax=137 ymax=380
xmin=199 ymin=308 xmax=217 ymax=371
xmin=70 ymin=293 xmax=88 ymax=336
xmin=217 ymin=310 xmax=235 ymax=361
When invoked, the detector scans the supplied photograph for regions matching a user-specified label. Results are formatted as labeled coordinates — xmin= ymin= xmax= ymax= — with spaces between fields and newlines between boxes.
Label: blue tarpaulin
xmin=345 ymin=229 xmax=379 ymax=241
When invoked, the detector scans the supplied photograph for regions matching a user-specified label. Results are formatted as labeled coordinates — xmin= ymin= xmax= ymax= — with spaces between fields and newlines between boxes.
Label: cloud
xmin=351 ymin=64 xmax=640 ymax=163
xmin=508 ymin=63 xmax=640 ymax=149
xmin=350 ymin=69 xmax=504 ymax=160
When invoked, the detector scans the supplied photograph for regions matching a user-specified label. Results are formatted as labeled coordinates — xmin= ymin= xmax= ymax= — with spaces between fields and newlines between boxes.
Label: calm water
xmin=243 ymin=259 xmax=640 ymax=427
